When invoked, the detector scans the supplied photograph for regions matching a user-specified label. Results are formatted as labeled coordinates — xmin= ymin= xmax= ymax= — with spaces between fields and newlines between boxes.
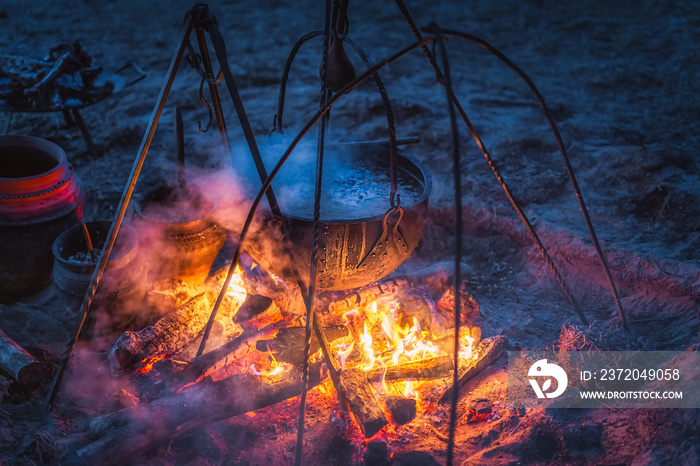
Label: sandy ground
xmin=1 ymin=0 xmax=699 ymax=464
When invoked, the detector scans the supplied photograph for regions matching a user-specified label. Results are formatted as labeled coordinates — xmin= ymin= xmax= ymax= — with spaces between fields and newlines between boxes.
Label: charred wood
xmin=107 ymin=292 xmax=240 ymax=376
xmin=233 ymin=294 xmax=273 ymax=323
xmin=82 ymin=363 xmax=325 ymax=464
xmin=365 ymin=354 xmax=453 ymax=383
xmin=328 ymin=278 xmax=409 ymax=315
xmin=382 ymin=396 xmax=417 ymax=425
xmin=0 ymin=328 xmax=44 ymax=389
xmin=170 ymin=326 xmax=276 ymax=388
xmin=337 ymin=368 xmax=388 ymax=438
xmin=255 ymin=325 xmax=349 ymax=363
xmin=439 ymin=335 xmax=507 ymax=404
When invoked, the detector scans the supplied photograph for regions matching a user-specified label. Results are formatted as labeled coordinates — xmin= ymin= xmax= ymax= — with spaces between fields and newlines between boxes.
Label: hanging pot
xmin=245 ymin=144 xmax=431 ymax=291
xmin=0 ymin=135 xmax=85 ymax=295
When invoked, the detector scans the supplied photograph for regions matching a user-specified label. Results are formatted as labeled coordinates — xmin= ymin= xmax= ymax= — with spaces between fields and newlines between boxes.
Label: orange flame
xmin=225 ymin=265 xmax=248 ymax=304
xmin=134 ymin=355 xmax=164 ymax=375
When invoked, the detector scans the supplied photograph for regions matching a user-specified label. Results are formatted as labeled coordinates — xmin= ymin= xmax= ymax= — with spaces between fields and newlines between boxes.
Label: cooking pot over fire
xmin=245 ymin=143 xmax=431 ymax=290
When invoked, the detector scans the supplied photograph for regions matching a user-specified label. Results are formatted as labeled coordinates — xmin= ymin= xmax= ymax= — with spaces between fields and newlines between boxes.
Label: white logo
xmin=528 ymin=359 xmax=568 ymax=399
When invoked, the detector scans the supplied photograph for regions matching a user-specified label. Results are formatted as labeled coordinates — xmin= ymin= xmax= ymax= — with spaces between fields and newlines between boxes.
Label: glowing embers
xmin=133 ymin=355 xmax=164 ymax=375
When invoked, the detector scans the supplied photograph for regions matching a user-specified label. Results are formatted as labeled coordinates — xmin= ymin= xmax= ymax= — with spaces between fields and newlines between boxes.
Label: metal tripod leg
xmin=46 ymin=16 xmax=196 ymax=408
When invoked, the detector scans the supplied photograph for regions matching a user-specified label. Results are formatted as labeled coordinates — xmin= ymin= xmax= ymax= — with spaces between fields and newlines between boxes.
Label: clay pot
xmin=52 ymin=221 xmax=148 ymax=337
xmin=0 ymin=135 xmax=85 ymax=295
xmin=133 ymin=184 xmax=227 ymax=286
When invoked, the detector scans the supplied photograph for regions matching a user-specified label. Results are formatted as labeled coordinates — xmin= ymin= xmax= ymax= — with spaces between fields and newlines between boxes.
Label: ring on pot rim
xmin=245 ymin=146 xmax=432 ymax=291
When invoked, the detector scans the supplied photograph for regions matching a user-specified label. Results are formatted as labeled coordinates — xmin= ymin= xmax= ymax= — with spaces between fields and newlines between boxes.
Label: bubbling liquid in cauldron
xmin=272 ymin=155 xmax=424 ymax=220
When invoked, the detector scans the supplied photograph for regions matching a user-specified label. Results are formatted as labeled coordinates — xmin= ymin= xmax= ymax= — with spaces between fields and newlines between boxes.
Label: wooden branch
xmin=0 ymin=328 xmax=44 ymax=389
xmin=81 ymin=363 xmax=325 ymax=464
xmin=338 ymin=368 xmax=388 ymax=438
xmin=365 ymin=354 xmax=453 ymax=383
xmin=108 ymin=292 xmax=239 ymax=376
xmin=328 ymin=277 xmax=408 ymax=315
xmin=439 ymin=335 xmax=507 ymax=404
xmin=255 ymin=325 xmax=349 ymax=363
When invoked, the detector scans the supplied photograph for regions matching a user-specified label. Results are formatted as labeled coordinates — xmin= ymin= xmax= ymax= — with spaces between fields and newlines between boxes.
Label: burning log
xmin=337 ymin=368 xmax=388 ymax=438
xmin=0 ymin=328 xmax=44 ymax=389
xmin=439 ymin=335 xmax=507 ymax=404
xmin=81 ymin=364 xmax=326 ymax=464
xmin=236 ymin=294 xmax=284 ymax=330
xmin=108 ymin=292 xmax=240 ymax=376
xmin=328 ymin=277 xmax=409 ymax=315
xmin=365 ymin=354 xmax=453 ymax=383
xmin=432 ymin=326 xmax=482 ymax=352
xmin=169 ymin=326 xmax=277 ymax=387
xmin=255 ymin=325 xmax=349 ymax=363
xmin=143 ymin=278 xmax=196 ymax=314
xmin=382 ymin=395 xmax=417 ymax=425
xmin=233 ymin=294 xmax=273 ymax=323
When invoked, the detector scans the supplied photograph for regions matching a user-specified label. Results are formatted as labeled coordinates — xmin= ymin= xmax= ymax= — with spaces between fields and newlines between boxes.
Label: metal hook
xmin=197 ymin=73 xmax=213 ymax=133
xmin=196 ymin=70 xmax=224 ymax=133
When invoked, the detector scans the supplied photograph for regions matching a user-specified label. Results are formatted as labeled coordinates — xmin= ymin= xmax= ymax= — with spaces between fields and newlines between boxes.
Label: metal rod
xmin=438 ymin=28 xmax=629 ymax=332
xmin=296 ymin=3 xmax=332 ymax=457
xmin=195 ymin=27 xmax=229 ymax=149
xmin=393 ymin=0 xmax=588 ymax=325
xmin=81 ymin=223 xmax=96 ymax=262
xmin=45 ymin=18 xmax=195 ymax=408
xmin=431 ymin=24 xmax=461 ymax=466
xmin=274 ymin=30 xmax=399 ymax=206
xmin=203 ymin=19 xmax=283 ymax=217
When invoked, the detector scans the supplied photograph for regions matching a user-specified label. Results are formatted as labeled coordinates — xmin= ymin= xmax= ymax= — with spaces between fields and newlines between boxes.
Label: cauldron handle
xmin=273 ymin=32 xmax=399 ymax=207
xmin=356 ymin=203 xmax=405 ymax=271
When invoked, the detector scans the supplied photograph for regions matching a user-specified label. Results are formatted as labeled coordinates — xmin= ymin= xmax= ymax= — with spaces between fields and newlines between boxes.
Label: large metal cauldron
xmin=245 ymin=145 xmax=431 ymax=291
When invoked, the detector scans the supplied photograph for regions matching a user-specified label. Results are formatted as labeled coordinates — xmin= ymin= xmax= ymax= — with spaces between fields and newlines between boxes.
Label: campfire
xmin=2 ymin=1 xmax=669 ymax=464
xmin=75 ymin=257 xmax=506 ymax=462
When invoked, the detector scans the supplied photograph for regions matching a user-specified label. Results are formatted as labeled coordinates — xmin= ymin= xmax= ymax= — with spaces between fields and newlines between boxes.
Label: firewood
xmin=238 ymin=296 xmax=284 ymax=330
xmin=144 ymin=278 xmax=196 ymax=313
xmin=432 ymin=326 xmax=482 ymax=351
xmin=439 ymin=335 xmax=507 ymax=404
xmin=255 ymin=325 xmax=349 ymax=363
xmin=435 ymin=287 xmax=480 ymax=327
xmin=0 ymin=328 xmax=44 ymax=389
xmin=233 ymin=294 xmax=273 ymax=323
xmin=337 ymin=368 xmax=388 ymax=438
xmin=81 ymin=363 xmax=325 ymax=464
xmin=328 ymin=277 xmax=409 ymax=315
xmin=365 ymin=354 xmax=453 ymax=383
xmin=170 ymin=326 xmax=276 ymax=388
xmin=107 ymin=292 xmax=240 ymax=376
xmin=382 ymin=395 xmax=416 ymax=425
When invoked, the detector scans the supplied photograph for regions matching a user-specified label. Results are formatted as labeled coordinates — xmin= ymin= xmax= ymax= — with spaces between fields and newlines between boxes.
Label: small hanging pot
xmin=132 ymin=184 xmax=227 ymax=286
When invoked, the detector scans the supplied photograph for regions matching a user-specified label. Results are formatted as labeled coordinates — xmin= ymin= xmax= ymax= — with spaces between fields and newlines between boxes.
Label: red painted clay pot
xmin=0 ymin=135 xmax=85 ymax=295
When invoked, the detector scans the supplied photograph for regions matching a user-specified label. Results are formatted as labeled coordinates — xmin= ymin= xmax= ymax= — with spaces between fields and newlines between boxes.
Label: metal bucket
xmin=245 ymin=147 xmax=431 ymax=290
xmin=0 ymin=135 xmax=85 ymax=295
